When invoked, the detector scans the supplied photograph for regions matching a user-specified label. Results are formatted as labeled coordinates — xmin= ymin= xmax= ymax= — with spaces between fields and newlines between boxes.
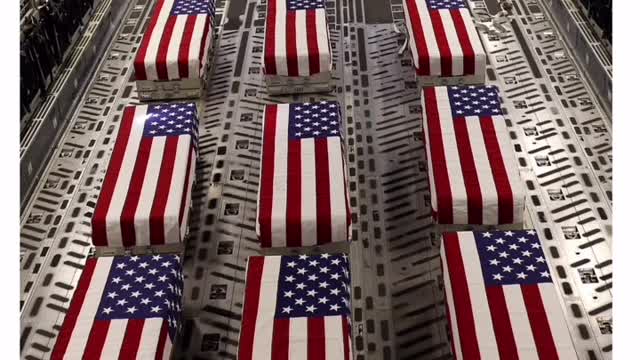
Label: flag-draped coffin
xmin=134 ymin=0 xmax=215 ymax=81
xmin=263 ymin=0 xmax=332 ymax=77
xmin=51 ymin=255 xmax=184 ymax=359
xmin=257 ymin=101 xmax=351 ymax=248
xmin=403 ymin=0 xmax=486 ymax=77
xmin=91 ymin=103 xmax=198 ymax=248
xmin=441 ymin=230 xmax=578 ymax=359
xmin=421 ymin=85 xmax=525 ymax=225
xmin=238 ymin=254 xmax=353 ymax=359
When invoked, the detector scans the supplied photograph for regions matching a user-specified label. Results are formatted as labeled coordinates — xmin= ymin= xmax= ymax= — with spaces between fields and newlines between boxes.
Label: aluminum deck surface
xmin=19 ymin=0 xmax=612 ymax=359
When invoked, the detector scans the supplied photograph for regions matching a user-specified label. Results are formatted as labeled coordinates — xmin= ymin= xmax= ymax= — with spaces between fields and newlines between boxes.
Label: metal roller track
xmin=20 ymin=0 xmax=611 ymax=359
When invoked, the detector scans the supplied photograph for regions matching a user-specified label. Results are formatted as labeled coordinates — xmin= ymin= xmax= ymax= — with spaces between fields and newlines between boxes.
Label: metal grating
xmin=20 ymin=0 xmax=612 ymax=359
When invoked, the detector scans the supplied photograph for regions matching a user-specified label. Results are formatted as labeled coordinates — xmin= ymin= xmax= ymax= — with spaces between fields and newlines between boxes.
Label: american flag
xmin=257 ymin=101 xmax=351 ymax=248
xmin=92 ymin=103 xmax=198 ymax=247
xmin=263 ymin=0 xmax=331 ymax=76
xmin=238 ymin=254 xmax=352 ymax=359
xmin=441 ymin=230 xmax=578 ymax=359
xmin=403 ymin=0 xmax=485 ymax=76
xmin=134 ymin=0 xmax=214 ymax=81
xmin=421 ymin=85 xmax=525 ymax=225
xmin=51 ymin=255 xmax=184 ymax=359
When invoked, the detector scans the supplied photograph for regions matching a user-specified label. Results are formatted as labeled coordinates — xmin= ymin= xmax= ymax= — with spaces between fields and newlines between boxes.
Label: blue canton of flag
xmin=286 ymin=0 xmax=325 ymax=11
xmin=96 ymin=254 xmax=184 ymax=340
xmin=144 ymin=102 xmax=199 ymax=140
xmin=447 ymin=85 xmax=502 ymax=117
xmin=275 ymin=254 xmax=351 ymax=318
xmin=426 ymin=0 xmax=468 ymax=10
xmin=288 ymin=101 xmax=342 ymax=140
xmin=474 ymin=230 xmax=552 ymax=287
xmin=171 ymin=0 xmax=213 ymax=15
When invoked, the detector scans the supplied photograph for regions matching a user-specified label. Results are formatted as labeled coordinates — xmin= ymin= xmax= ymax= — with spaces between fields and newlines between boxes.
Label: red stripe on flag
xmin=133 ymin=0 xmax=166 ymax=80
xmin=429 ymin=10 xmax=453 ymax=77
xmin=272 ymin=319 xmax=290 ymax=359
xmin=178 ymin=149 xmax=194 ymax=232
xmin=286 ymin=140 xmax=302 ymax=247
xmin=306 ymin=10 xmax=320 ymax=75
xmin=120 ymin=137 xmax=153 ymax=247
xmin=118 ymin=319 xmax=145 ymax=360
xmin=258 ymin=106 xmax=277 ymax=248
xmin=286 ymin=11 xmax=299 ymax=76
xmin=154 ymin=321 xmax=169 ymax=360
xmin=198 ymin=19 xmax=211 ymax=72
xmin=479 ymin=117 xmax=514 ymax=224
xmin=450 ymin=9 xmax=476 ymax=75
xmin=51 ymin=259 xmax=98 ymax=360
xmin=452 ymin=118 xmax=483 ymax=224
xmin=423 ymin=88 xmax=454 ymax=223
xmin=92 ymin=107 xmax=135 ymax=246
xmin=148 ymin=136 xmax=178 ymax=246
xmin=485 ymin=286 xmax=520 ymax=359
xmin=82 ymin=321 xmax=110 ymax=360
xmin=442 ymin=233 xmax=481 ymax=359
xmin=521 ymin=285 xmax=560 ymax=360
xmin=155 ymin=16 xmax=178 ymax=81
xmin=264 ymin=0 xmax=277 ymax=74
xmin=315 ymin=139 xmax=332 ymax=245
xmin=308 ymin=317 xmax=326 ymax=360
xmin=238 ymin=257 xmax=265 ymax=360
xmin=178 ymin=16 xmax=197 ymax=78
xmin=406 ymin=0 xmax=431 ymax=74
xmin=341 ymin=317 xmax=351 ymax=360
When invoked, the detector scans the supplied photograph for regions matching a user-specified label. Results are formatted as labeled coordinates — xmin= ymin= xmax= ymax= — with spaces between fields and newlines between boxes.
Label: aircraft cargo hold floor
xmin=19 ymin=0 xmax=612 ymax=359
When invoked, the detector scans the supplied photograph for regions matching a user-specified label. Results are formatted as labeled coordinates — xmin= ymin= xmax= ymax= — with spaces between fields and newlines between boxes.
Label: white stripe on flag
xmin=162 ymin=335 xmax=173 ymax=359
xmin=271 ymin=104 xmax=290 ymax=247
xmin=251 ymin=256 xmax=282 ymax=359
xmin=166 ymin=15 xmax=187 ymax=80
xmin=325 ymin=316 xmax=346 ymax=359
xmin=327 ymin=136 xmax=348 ymax=243
xmin=295 ymin=12 xmax=310 ymax=76
xmin=134 ymin=136 xmax=167 ymax=246
xmin=144 ymin=0 xmax=174 ymax=80
xmin=98 ymin=319 xmax=128 ymax=360
xmin=491 ymin=114 xmax=525 ymax=224
xmin=421 ymin=93 xmax=439 ymax=216
xmin=459 ymin=8 xmax=486 ymax=75
xmin=164 ymin=134 xmax=191 ymax=243
xmin=289 ymin=317 xmax=308 ymax=360
xmin=502 ymin=285 xmax=540 ymax=359
xmin=105 ymin=106 xmax=148 ymax=246
xmin=417 ymin=4 xmax=441 ymax=74
xmin=135 ymin=318 xmax=164 ymax=360
xmin=434 ymin=87 xmax=467 ymax=223
xmin=300 ymin=139 xmax=317 ymax=247
xmin=439 ymin=11 xmax=464 ymax=76
xmin=274 ymin=0 xmax=288 ymax=76
xmin=64 ymin=257 xmax=114 ymax=357
xmin=458 ymin=232 xmax=500 ymax=358
xmin=189 ymin=15 xmax=207 ymax=78
xmin=465 ymin=116 xmax=499 ymax=225
xmin=180 ymin=149 xmax=196 ymax=240
xmin=538 ymin=284 xmax=579 ymax=359
xmin=315 ymin=9 xmax=331 ymax=73
xmin=346 ymin=321 xmax=352 ymax=359
xmin=199 ymin=19 xmax=212 ymax=77
xmin=441 ymin=243 xmax=463 ymax=360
